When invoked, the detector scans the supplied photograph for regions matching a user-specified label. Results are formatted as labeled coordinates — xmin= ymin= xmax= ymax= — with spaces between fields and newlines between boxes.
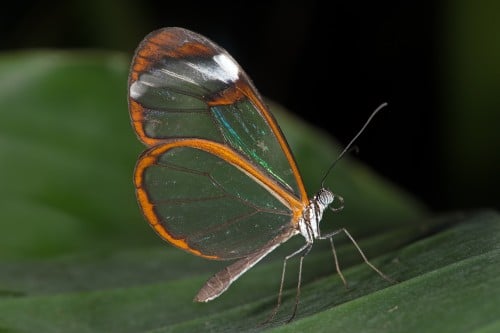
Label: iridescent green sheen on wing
xmin=210 ymin=99 xmax=296 ymax=193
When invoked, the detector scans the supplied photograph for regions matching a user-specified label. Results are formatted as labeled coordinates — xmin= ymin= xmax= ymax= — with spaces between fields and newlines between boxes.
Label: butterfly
xmin=128 ymin=27 xmax=392 ymax=323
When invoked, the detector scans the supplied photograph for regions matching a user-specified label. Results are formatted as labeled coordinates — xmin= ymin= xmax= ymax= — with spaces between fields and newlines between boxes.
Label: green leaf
xmin=0 ymin=52 xmax=148 ymax=259
xmin=0 ymin=52 xmax=497 ymax=333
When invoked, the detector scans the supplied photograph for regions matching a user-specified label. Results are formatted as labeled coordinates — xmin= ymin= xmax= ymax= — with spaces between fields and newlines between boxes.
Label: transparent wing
xmin=128 ymin=27 xmax=307 ymax=201
xmin=134 ymin=139 xmax=301 ymax=259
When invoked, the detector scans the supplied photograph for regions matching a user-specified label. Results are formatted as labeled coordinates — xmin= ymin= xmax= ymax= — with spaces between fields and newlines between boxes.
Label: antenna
xmin=320 ymin=102 xmax=388 ymax=187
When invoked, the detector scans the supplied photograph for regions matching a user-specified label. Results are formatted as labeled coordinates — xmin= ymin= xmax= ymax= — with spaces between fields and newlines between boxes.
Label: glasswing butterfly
xmin=128 ymin=27 xmax=392 ymax=323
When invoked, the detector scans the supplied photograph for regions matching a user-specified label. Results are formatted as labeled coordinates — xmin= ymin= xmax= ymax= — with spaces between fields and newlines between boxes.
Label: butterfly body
xmin=194 ymin=187 xmax=335 ymax=302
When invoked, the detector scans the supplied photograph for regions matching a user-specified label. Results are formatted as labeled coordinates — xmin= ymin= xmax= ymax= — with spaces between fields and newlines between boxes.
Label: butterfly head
xmin=316 ymin=187 xmax=344 ymax=213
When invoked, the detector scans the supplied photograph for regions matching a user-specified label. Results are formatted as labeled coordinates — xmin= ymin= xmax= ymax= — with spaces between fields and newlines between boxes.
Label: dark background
xmin=2 ymin=1 xmax=499 ymax=213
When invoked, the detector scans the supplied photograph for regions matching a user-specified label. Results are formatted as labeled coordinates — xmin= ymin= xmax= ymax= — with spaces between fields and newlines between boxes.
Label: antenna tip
xmin=375 ymin=102 xmax=388 ymax=113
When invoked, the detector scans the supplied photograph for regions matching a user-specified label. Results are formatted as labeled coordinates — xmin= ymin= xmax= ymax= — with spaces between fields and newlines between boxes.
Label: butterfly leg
xmin=328 ymin=236 xmax=349 ymax=288
xmin=319 ymin=228 xmax=396 ymax=284
xmin=261 ymin=241 xmax=312 ymax=325
xmin=286 ymin=244 xmax=312 ymax=323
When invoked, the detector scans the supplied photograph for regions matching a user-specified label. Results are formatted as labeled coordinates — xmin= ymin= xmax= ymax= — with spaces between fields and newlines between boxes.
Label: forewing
xmin=128 ymin=27 xmax=307 ymax=201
